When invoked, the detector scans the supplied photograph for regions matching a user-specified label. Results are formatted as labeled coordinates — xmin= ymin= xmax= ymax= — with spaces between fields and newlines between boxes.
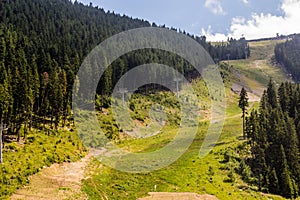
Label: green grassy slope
xmin=81 ymin=40 xmax=292 ymax=200
xmin=229 ymin=39 xmax=290 ymax=101
xmin=82 ymin=90 xmax=285 ymax=200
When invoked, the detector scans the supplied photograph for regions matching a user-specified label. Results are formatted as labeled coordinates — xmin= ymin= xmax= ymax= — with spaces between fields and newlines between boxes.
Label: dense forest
xmin=0 ymin=0 xmax=249 ymax=138
xmin=275 ymin=34 xmax=300 ymax=81
xmin=245 ymin=81 xmax=300 ymax=198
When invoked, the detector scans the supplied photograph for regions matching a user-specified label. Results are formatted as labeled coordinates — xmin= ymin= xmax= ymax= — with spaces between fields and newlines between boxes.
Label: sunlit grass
xmin=82 ymin=87 xmax=285 ymax=200
xmin=81 ymin=45 xmax=291 ymax=199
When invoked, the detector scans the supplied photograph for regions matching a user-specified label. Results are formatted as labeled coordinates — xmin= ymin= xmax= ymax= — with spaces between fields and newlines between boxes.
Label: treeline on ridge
xmin=275 ymin=34 xmax=300 ymax=82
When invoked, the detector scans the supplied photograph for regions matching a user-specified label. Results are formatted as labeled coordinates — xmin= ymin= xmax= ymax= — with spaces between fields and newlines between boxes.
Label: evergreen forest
xmin=245 ymin=81 xmax=300 ymax=198
xmin=0 ymin=0 xmax=250 ymax=137
xmin=275 ymin=34 xmax=300 ymax=81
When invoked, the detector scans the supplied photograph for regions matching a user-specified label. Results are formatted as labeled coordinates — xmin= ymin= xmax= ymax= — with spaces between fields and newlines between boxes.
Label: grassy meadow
xmin=81 ymin=39 xmax=292 ymax=200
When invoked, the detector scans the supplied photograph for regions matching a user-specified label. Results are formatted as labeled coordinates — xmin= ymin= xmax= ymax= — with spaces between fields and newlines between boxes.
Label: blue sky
xmin=78 ymin=0 xmax=300 ymax=41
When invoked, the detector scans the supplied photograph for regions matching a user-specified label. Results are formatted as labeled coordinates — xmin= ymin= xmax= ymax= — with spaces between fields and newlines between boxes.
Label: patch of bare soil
xmin=138 ymin=192 xmax=218 ymax=200
xmin=231 ymin=82 xmax=261 ymax=102
xmin=230 ymin=67 xmax=262 ymax=102
xmin=10 ymin=149 xmax=104 ymax=200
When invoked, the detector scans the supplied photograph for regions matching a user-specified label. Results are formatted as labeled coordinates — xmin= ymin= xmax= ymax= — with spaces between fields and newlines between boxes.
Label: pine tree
xmin=278 ymin=145 xmax=294 ymax=198
xmin=268 ymin=168 xmax=279 ymax=194
xmin=239 ymin=87 xmax=249 ymax=138
xmin=278 ymin=83 xmax=289 ymax=113
xmin=284 ymin=116 xmax=300 ymax=191
xmin=0 ymin=78 xmax=10 ymax=123
xmin=267 ymin=79 xmax=277 ymax=109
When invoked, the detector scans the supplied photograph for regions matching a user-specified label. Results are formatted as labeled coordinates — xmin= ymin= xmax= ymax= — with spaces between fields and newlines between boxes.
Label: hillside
xmin=7 ymin=34 xmax=296 ymax=199
xmin=230 ymin=39 xmax=290 ymax=101
xmin=0 ymin=0 xmax=250 ymax=139
xmin=78 ymin=40 xmax=293 ymax=200
xmin=0 ymin=0 xmax=299 ymax=199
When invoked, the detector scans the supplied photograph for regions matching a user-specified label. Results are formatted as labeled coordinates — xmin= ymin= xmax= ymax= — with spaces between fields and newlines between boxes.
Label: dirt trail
xmin=11 ymin=149 xmax=104 ymax=200
xmin=230 ymin=60 xmax=268 ymax=103
xmin=138 ymin=192 xmax=218 ymax=200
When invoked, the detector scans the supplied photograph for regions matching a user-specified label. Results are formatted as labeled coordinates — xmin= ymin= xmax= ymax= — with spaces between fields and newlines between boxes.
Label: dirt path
xmin=230 ymin=60 xmax=267 ymax=103
xmin=11 ymin=149 xmax=104 ymax=200
xmin=138 ymin=192 xmax=218 ymax=200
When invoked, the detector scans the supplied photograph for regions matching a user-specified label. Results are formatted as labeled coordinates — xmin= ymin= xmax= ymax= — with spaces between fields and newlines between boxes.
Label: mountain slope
xmin=0 ymin=0 xmax=250 ymax=139
xmin=230 ymin=39 xmax=290 ymax=101
xmin=0 ymin=0 xmax=296 ymax=199
xmin=79 ymin=40 xmax=291 ymax=200
xmin=8 ymin=40 xmax=292 ymax=200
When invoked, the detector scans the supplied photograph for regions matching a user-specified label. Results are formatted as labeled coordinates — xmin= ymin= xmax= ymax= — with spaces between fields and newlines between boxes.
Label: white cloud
xmin=232 ymin=16 xmax=246 ymax=24
xmin=242 ymin=0 xmax=249 ymax=4
xmin=202 ymin=0 xmax=300 ymax=41
xmin=201 ymin=26 xmax=228 ymax=41
xmin=204 ymin=0 xmax=226 ymax=15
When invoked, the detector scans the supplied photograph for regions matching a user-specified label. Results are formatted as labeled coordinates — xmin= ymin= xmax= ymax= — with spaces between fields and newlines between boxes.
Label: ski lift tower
xmin=174 ymin=78 xmax=181 ymax=98
xmin=226 ymin=54 xmax=230 ymax=66
xmin=119 ymin=88 xmax=128 ymax=107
